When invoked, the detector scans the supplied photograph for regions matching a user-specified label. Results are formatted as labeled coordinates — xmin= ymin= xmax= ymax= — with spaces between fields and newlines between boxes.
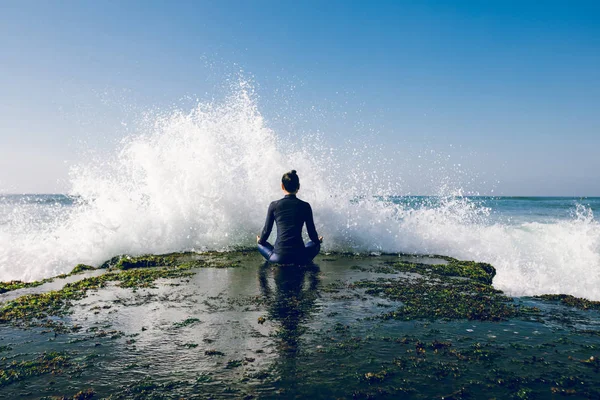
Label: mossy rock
xmin=114 ymin=255 xmax=178 ymax=270
xmin=0 ymin=265 xmax=196 ymax=328
xmin=99 ymin=255 xmax=124 ymax=269
xmin=0 ymin=279 xmax=48 ymax=294
xmin=39 ymin=388 xmax=95 ymax=400
xmin=388 ymin=258 xmax=496 ymax=285
xmin=353 ymin=275 xmax=521 ymax=321
xmin=0 ymin=280 xmax=29 ymax=294
xmin=351 ymin=257 xmax=534 ymax=322
xmin=70 ymin=264 xmax=96 ymax=275
xmin=534 ymin=294 xmax=600 ymax=311
xmin=0 ymin=351 xmax=72 ymax=387
xmin=438 ymin=260 xmax=496 ymax=284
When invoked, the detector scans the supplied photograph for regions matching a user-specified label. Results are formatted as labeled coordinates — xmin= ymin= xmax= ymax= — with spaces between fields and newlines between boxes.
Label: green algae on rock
xmin=99 ymin=251 xmax=247 ymax=271
xmin=113 ymin=254 xmax=180 ymax=270
xmin=105 ymin=376 xmax=187 ymax=400
xmin=385 ymin=257 xmax=496 ymax=284
xmin=0 ymin=352 xmax=73 ymax=387
xmin=69 ymin=264 xmax=96 ymax=275
xmin=0 ymin=278 xmax=52 ymax=294
xmin=99 ymin=252 xmax=191 ymax=269
xmin=534 ymin=294 xmax=600 ymax=311
xmin=0 ymin=264 xmax=100 ymax=296
xmin=1 ymin=252 xmax=599 ymax=399
xmin=39 ymin=389 xmax=95 ymax=400
xmin=173 ymin=318 xmax=201 ymax=328
xmin=351 ymin=258 xmax=536 ymax=321
xmin=0 ymin=258 xmax=201 ymax=328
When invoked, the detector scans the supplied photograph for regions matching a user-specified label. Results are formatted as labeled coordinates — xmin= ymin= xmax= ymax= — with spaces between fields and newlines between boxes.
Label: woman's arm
xmin=258 ymin=202 xmax=275 ymax=244
xmin=305 ymin=203 xmax=320 ymax=244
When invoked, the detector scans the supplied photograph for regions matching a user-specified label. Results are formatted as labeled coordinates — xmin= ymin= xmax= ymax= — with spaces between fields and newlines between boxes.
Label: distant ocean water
xmin=0 ymin=87 xmax=598 ymax=300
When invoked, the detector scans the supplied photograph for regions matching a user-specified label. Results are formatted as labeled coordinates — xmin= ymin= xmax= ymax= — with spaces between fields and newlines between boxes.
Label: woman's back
xmin=261 ymin=194 xmax=319 ymax=255
xmin=257 ymin=170 xmax=322 ymax=264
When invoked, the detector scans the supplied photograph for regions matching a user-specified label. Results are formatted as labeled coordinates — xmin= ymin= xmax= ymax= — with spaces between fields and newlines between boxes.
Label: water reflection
xmin=258 ymin=262 xmax=321 ymax=396
xmin=258 ymin=262 xmax=321 ymax=352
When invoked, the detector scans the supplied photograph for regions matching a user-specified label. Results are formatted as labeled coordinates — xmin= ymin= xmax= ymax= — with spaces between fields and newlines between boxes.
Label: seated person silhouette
xmin=257 ymin=170 xmax=323 ymax=264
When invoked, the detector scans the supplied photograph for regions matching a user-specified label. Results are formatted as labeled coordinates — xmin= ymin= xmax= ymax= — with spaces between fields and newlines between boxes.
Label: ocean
xmin=0 ymin=89 xmax=598 ymax=300
xmin=1 ymin=194 xmax=599 ymax=300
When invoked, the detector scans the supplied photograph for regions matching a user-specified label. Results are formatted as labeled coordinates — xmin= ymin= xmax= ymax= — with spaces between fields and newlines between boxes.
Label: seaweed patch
xmin=534 ymin=294 xmax=600 ymax=311
xmin=0 ymin=352 xmax=73 ymax=387
xmin=351 ymin=259 xmax=537 ymax=321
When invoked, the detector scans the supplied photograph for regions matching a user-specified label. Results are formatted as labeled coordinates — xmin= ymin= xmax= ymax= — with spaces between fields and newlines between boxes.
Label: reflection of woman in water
xmin=258 ymin=263 xmax=321 ymax=396
xmin=257 ymin=170 xmax=323 ymax=264
xmin=258 ymin=263 xmax=320 ymax=350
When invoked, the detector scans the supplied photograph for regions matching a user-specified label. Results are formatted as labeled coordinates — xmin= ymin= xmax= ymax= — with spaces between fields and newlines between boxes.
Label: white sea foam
xmin=1 ymin=85 xmax=599 ymax=300
xmin=388 ymin=201 xmax=600 ymax=300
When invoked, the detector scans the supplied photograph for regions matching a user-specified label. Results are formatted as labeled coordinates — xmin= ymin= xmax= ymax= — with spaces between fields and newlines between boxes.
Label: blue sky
xmin=1 ymin=0 xmax=599 ymax=195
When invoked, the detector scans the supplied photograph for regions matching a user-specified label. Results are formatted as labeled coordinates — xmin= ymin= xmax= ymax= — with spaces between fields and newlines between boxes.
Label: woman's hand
xmin=318 ymin=236 xmax=323 ymax=243
xmin=256 ymin=235 xmax=261 ymax=244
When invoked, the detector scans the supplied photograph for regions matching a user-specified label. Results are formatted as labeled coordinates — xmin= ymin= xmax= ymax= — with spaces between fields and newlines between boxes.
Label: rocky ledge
xmin=0 ymin=252 xmax=598 ymax=399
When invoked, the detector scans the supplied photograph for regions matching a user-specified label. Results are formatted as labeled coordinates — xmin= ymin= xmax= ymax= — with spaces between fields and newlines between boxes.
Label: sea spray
xmin=389 ymin=198 xmax=600 ymax=300
xmin=1 ymin=85 xmax=600 ymax=300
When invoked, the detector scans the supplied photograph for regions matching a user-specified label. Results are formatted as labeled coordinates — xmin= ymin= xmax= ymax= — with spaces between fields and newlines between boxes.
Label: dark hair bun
xmin=282 ymin=170 xmax=300 ymax=192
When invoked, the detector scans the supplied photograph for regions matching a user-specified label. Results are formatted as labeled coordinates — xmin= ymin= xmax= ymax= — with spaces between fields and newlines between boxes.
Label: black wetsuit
xmin=257 ymin=194 xmax=320 ymax=263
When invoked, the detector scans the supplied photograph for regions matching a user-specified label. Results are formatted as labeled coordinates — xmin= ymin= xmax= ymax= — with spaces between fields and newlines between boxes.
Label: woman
xmin=257 ymin=170 xmax=323 ymax=264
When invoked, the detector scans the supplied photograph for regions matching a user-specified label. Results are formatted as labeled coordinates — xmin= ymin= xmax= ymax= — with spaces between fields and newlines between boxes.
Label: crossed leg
xmin=257 ymin=241 xmax=320 ymax=264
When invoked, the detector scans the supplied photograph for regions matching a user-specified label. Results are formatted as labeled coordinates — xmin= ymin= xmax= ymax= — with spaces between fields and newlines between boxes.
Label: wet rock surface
xmin=0 ymin=252 xmax=598 ymax=399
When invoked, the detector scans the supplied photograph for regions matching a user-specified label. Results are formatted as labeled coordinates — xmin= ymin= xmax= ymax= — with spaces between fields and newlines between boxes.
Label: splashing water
xmin=1 ymin=86 xmax=600 ymax=300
